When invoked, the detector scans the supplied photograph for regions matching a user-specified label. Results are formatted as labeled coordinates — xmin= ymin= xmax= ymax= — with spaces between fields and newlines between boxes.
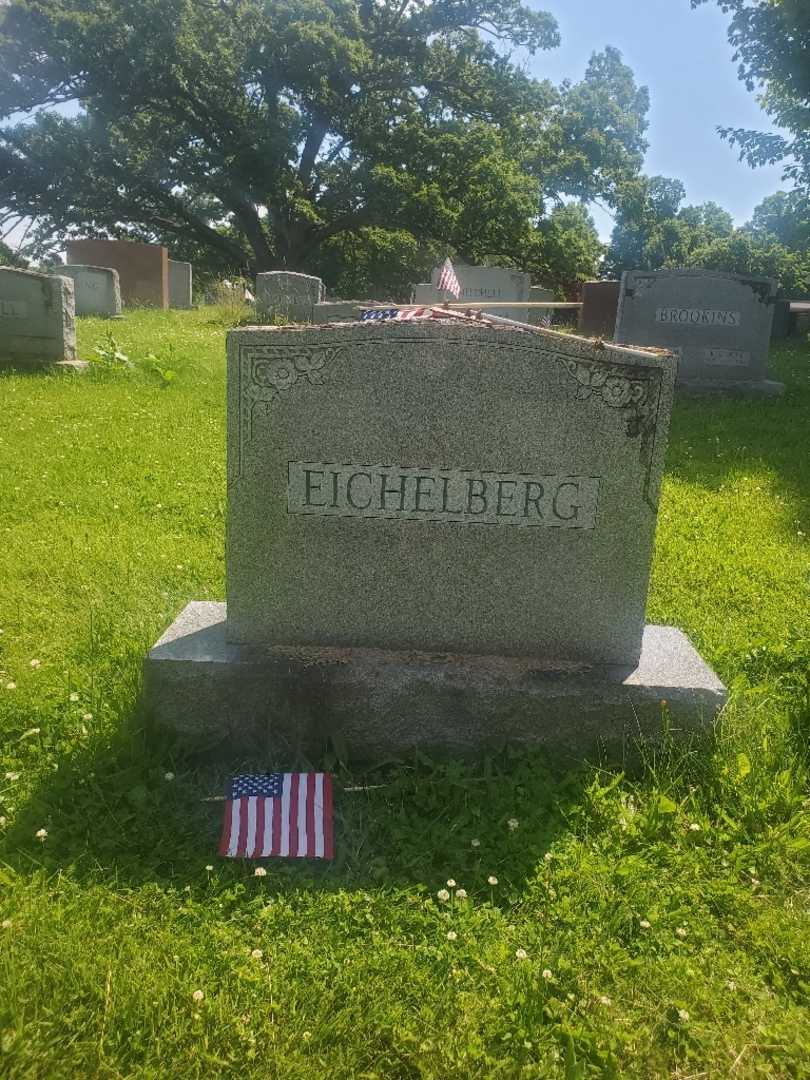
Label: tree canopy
xmin=0 ymin=0 xmax=648 ymax=292
xmin=693 ymin=0 xmax=810 ymax=190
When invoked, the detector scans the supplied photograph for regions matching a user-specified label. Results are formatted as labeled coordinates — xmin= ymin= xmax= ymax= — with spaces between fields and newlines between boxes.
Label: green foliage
xmin=686 ymin=230 xmax=810 ymax=295
xmin=0 ymin=0 xmax=648 ymax=291
xmin=0 ymin=237 xmax=26 ymax=267
xmin=747 ymin=189 xmax=810 ymax=252
xmin=0 ymin=308 xmax=809 ymax=1075
xmin=692 ymin=1 xmax=810 ymax=190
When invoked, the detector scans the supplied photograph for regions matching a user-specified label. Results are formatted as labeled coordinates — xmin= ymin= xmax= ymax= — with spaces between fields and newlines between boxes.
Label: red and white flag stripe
xmin=219 ymin=772 xmax=334 ymax=859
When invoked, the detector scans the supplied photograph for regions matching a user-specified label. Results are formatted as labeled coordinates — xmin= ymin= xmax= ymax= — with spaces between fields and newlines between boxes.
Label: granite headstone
xmin=429 ymin=264 xmax=532 ymax=322
xmin=169 ymin=260 xmax=193 ymax=309
xmin=614 ymin=269 xmax=783 ymax=396
xmin=146 ymin=319 xmax=727 ymax=759
xmin=0 ymin=267 xmax=77 ymax=368
xmin=578 ymin=281 xmax=620 ymax=338
xmin=256 ymin=271 xmax=324 ymax=322
xmin=57 ymin=264 xmax=121 ymax=317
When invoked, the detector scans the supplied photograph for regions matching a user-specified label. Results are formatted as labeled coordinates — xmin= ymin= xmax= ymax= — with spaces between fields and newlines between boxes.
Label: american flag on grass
xmin=436 ymin=257 xmax=461 ymax=299
xmin=361 ymin=306 xmax=446 ymax=321
xmin=219 ymin=773 xmax=334 ymax=859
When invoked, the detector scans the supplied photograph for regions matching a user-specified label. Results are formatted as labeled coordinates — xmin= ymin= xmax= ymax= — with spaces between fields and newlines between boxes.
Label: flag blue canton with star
xmin=361 ymin=308 xmax=400 ymax=321
xmin=228 ymin=773 xmax=284 ymax=798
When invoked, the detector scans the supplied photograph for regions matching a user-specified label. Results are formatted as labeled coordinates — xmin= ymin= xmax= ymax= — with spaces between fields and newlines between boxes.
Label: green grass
xmin=1 ymin=308 xmax=809 ymax=1078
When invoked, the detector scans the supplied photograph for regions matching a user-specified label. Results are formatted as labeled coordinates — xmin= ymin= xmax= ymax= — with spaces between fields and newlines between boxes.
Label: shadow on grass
xmin=1 ymin=694 xmax=641 ymax=898
xmin=665 ymin=338 xmax=810 ymax=525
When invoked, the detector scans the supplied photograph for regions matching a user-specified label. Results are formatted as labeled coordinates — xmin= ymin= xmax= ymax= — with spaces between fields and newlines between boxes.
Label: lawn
xmin=0 ymin=308 xmax=809 ymax=1078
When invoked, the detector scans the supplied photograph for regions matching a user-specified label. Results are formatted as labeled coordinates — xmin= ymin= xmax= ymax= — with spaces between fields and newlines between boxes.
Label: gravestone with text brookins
xmin=145 ymin=319 xmax=727 ymax=760
xmin=614 ymin=269 xmax=784 ymax=396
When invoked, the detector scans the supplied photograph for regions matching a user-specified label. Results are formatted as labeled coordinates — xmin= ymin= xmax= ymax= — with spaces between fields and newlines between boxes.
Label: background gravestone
xmin=65 ymin=239 xmax=169 ymax=308
xmin=0 ymin=267 xmax=77 ymax=368
xmin=527 ymin=285 xmax=554 ymax=327
xmin=312 ymin=300 xmax=364 ymax=323
xmin=58 ymin=264 xmax=122 ymax=317
xmin=428 ymin=264 xmax=531 ymax=322
xmin=146 ymin=319 xmax=726 ymax=757
xmin=255 ymin=271 xmax=324 ymax=322
xmin=578 ymin=280 xmax=621 ymax=338
xmin=169 ymin=260 xmax=193 ymax=309
xmin=614 ymin=269 xmax=783 ymax=396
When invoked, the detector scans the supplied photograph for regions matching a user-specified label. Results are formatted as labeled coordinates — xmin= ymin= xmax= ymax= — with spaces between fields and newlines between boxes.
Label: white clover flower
xmin=5 ymin=682 xmax=16 ymax=691
xmin=192 ymin=989 xmax=204 ymax=1003
xmin=487 ymin=875 xmax=498 ymax=886
xmin=471 ymin=838 xmax=480 ymax=848
xmin=726 ymin=980 xmax=737 ymax=991
xmin=677 ymin=1008 xmax=690 ymax=1023
xmin=69 ymin=692 xmax=79 ymax=702
xmin=4 ymin=772 xmax=20 ymax=782
xmin=455 ymin=888 xmax=468 ymax=900
xmin=599 ymin=995 xmax=612 ymax=1006
xmin=751 ymin=877 xmax=761 ymax=887
xmin=515 ymin=948 xmax=528 ymax=960
xmin=544 ymin=852 xmax=553 ymax=862
xmin=205 ymin=865 xmax=214 ymax=872
xmin=302 ymin=1031 xmax=312 ymax=1040
xmin=82 ymin=713 xmax=93 ymax=722
xmin=29 ymin=659 xmax=41 ymax=670
xmin=35 ymin=828 xmax=47 ymax=842
xmin=250 ymin=948 xmax=263 ymax=960
xmin=0 ymin=817 xmax=6 ymax=828
xmin=437 ymin=888 xmax=450 ymax=902
xmin=689 ymin=823 xmax=701 ymax=832
xmin=254 ymin=867 xmax=267 ymax=877
xmin=1 ymin=919 xmax=11 ymax=930
xmin=639 ymin=919 xmax=651 ymax=929
xmin=446 ymin=878 xmax=456 ymax=888
xmin=675 ymin=927 xmax=687 ymax=939
xmin=507 ymin=818 xmax=519 ymax=831
xmin=542 ymin=969 xmax=553 ymax=981
xmin=446 ymin=930 xmax=457 ymax=941
xmin=164 ymin=771 xmax=175 ymax=781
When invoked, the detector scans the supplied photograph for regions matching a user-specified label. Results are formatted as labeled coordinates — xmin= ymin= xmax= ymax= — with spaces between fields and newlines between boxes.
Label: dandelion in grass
xmin=29 ymin=659 xmax=41 ymax=670
xmin=35 ymin=828 xmax=47 ymax=842
xmin=254 ymin=867 xmax=267 ymax=878
xmin=192 ymin=989 xmax=204 ymax=1003
xmin=515 ymin=948 xmax=528 ymax=960
xmin=437 ymin=889 xmax=450 ymax=902
xmin=69 ymin=692 xmax=79 ymax=702
xmin=677 ymin=1009 xmax=690 ymax=1023
xmin=250 ymin=949 xmax=263 ymax=960
xmin=639 ymin=919 xmax=651 ymax=930
xmin=507 ymin=818 xmax=519 ymax=831
xmin=446 ymin=931 xmax=457 ymax=941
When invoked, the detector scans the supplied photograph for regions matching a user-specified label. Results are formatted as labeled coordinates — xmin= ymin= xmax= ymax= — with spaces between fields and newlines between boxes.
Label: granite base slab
xmin=144 ymin=603 xmax=727 ymax=763
xmin=679 ymin=378 xmax=785 ymax=399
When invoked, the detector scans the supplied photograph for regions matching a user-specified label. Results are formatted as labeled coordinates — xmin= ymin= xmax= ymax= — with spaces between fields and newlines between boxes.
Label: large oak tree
xmin=0 ymin=0 xmax=648 ymax=286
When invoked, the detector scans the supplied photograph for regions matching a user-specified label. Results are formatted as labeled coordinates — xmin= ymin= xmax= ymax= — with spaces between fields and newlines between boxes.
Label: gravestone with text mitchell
xmin=145 ymin=319 xmax=726 ymax=760
xmin=614 ymin=269 xmax=784 ymax=396
xmin=411 ymin=264 xmax=532 ymax=323
xmin=58 ymin=264 xmax=122 ymax=317
xmin=0 ymin=266 xmax=78 ymax=368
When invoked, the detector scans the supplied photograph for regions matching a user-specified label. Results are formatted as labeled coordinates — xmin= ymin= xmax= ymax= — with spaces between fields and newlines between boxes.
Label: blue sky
xmin=528 ymin=0 xmax=789 ymax=238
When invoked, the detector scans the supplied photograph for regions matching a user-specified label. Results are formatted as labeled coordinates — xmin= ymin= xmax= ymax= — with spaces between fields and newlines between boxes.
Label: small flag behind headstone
xmin=220 ymin=773 xmax=334 ymax=859
xmin=436 ymin=257 xmax=461 ymax=299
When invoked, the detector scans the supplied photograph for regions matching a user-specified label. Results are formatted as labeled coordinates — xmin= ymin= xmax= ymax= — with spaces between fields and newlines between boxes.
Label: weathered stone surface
xmin=66 ymin=239 xmax=169 ymax=308
xmin=255 ymin=271 xmax=324 ymax=322
xmin=771 ymin=299 xmax=793 ymax=339
xmin=169 ymin=260 xmax=193 ymax=309
xmin=614 ymin=269 xmax=783 ymax=395
xmin=145 ymin=602 xmax=727 ymax=761
xmin=0 ymin=267 xmax=77 ymax=368
xmin=578 ymin=281 xmax=620 ymax=338
xmin=312 ymin=301 xmax=364 ymax=323
xmin=226 ymin=320 xmax=676 ymax=666
xmin=57 ymin=264 xmax=122 ymax=317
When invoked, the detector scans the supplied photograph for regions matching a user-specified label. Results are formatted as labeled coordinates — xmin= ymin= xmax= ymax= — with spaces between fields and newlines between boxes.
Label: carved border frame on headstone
xmin=232 ymin=338 xmax=665 ymax=511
